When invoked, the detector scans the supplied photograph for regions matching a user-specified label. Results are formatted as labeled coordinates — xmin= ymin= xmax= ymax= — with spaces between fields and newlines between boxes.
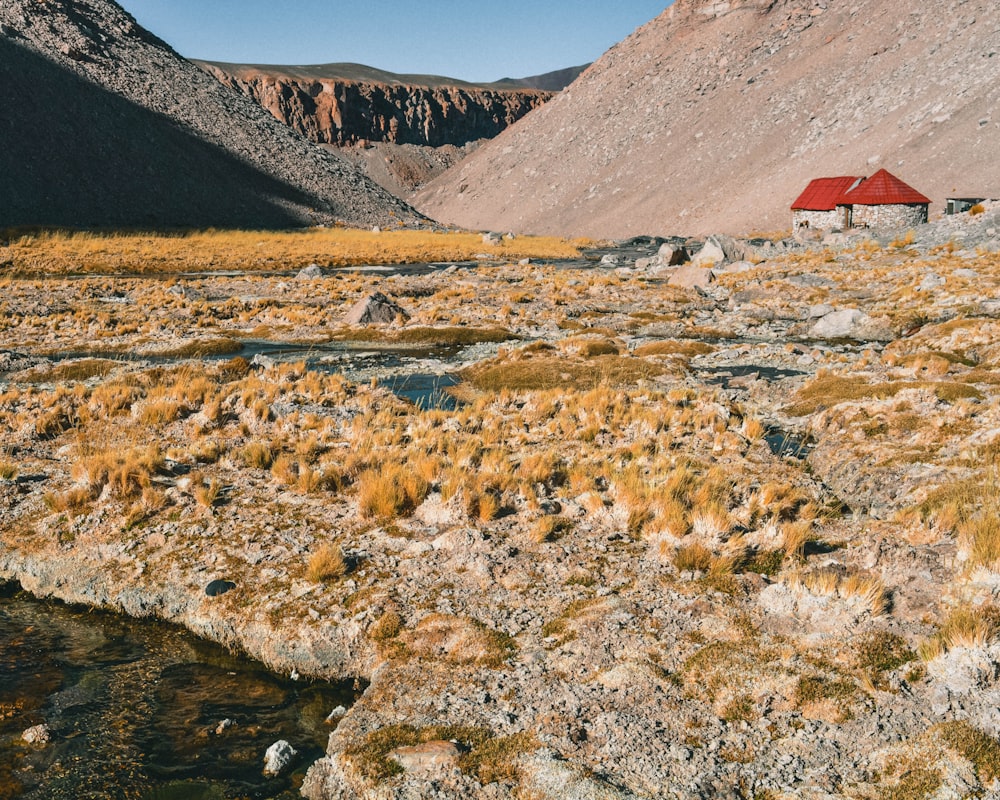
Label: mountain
xmin=415 ymin=0 xmax=1000 ymax=238
xmin=196 ymin=61 xmax=577 ymax=148
xmin=0 ymin=0 xmax=419 ymax=230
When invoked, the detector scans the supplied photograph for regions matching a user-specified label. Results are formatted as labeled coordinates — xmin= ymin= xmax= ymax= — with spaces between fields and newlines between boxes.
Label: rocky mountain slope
xmin=416 ymin=0 xmax=1000 ymax=238
xmin=198 ymin=61 xmax=566 ymax=148
xmin=0 ymin=0 xmax=419 ymax=230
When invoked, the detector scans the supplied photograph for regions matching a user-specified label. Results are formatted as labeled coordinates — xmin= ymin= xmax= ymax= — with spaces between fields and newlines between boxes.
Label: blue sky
xmin=117 ymin=1 xmax=670 ymax=81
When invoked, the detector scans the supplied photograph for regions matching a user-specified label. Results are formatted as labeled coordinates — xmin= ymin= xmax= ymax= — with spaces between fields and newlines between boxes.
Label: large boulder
xmin=342 ymin=292 xmax=410 ymax=325
xmin=690 ymin=238 xmax=726 ymax=268
xmin=668 ymin=264 xmax=716 ymax=290
xmin=809 ymin=309 xmax=892 ymax=341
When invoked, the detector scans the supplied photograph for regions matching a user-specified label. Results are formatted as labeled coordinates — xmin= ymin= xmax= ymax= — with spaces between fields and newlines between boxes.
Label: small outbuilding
xmin=791 ymin=169 xmax=930 ymax=232
xmin=946 ymin=197 xmax=993 ymax=215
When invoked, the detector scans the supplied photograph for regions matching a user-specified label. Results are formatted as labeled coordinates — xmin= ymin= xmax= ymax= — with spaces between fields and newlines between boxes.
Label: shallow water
xmin=0 ymin=588 xmax=356 ymax=799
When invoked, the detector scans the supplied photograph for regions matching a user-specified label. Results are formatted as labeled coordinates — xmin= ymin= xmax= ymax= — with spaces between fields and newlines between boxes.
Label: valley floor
xmin=3 ymin=209 xmax=1000 ymax=799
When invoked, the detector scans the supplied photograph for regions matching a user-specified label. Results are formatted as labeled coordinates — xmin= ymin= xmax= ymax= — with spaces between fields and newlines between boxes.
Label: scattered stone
xmin=716 ymin=260 xmax=755 ymax=274
xmin=917 ymin=272 xmax=946 ymax=291
xmin=953 ymin=268 xmax=978 ymax=278
xmin=250 ymin=353 xmax=276 ymax=369
xmin=342 ymin=291 xmax=410 ymax=325
xmin=600 ymin=254 xmax=621 ymax=266
xmin=167 ymin=284 xmax=205 ymax=300
xmin=296 ymin=263 xmax=324 ymax=279
xmin=786 ymin=273 xmax=836 ymax=289
xmin=215 ymin=718 xmax=236 ymax=735
xmin=204 ymin=579 xmax=236 ymax=597
xmin=388 ymin=740 xmax=460 ymax=772
xmin=21 ymin=724 xmax=50 ymax=745
xmin=325 ymin=705 xmax=348 ymax=723
xmin=482 ymin=232 xmax=502 ymax=245
xmin=657 ymin=243 xmax=690 ymax=265
xmin=668 ymin=264 xmax=716 ymax=289
xmin=263 ymin=739 xmax=297 ymax=776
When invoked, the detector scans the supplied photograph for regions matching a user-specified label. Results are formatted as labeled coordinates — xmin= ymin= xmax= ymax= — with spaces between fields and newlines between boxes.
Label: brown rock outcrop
xmin=200 ymin=62 xmax=555 ymax=148
xmin=415 ymin=0 xmax=1000 ymax=238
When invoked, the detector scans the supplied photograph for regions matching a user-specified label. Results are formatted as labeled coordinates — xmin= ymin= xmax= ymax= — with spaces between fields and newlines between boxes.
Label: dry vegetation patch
xmin=3 ymin=228 xmax=589 ymax=275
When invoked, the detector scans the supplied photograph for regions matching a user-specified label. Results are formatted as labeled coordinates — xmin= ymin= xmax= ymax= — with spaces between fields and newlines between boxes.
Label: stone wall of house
xmin=792 ymin=209 xmax=841 ymax=230
xmin=848 ymin=203 xmax=928 ymax=230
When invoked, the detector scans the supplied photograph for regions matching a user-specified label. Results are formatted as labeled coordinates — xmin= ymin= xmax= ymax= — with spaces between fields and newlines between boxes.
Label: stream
xmin=0 ymin=586 xmax=356 ymax=800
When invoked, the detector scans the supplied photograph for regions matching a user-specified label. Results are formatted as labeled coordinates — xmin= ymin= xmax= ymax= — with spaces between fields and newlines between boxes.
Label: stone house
xmin=791 ymin=176 xmax=863 ymax=230
xmin=791 ymin=169 xmax=930 ymax=231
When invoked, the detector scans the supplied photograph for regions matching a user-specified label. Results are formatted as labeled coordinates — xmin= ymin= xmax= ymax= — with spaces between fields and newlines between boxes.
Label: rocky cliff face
xmin=0 ymin=0 xmax=419 ymax=230
xmin=416 ymin=0 xmax=1000 ymax=237
xmin=199 ymin=62 xmax=555 ymax=148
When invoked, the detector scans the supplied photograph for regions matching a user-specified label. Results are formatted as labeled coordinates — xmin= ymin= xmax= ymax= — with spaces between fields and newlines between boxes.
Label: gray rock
xmin=810 ymin=308 xmax=892 ymax=340
xmin=296 ymin=263 xmax=324 ymax=279
xmin=690 ymin=238 xmax=726 ymax=268
xmin=388 ymin=740 xmax=460 ymax=772
xmin=263 ymin=739 xmax=297 ymax=776
xmin=786 ymin=273 xmax=836 ymax=289
xmin=21 ymin=724 xmax=50 ymax=744
xmin=482 ymin=232 xmax=502 ymax=245
xmin=953 ymin=268 xmax=978 ymax=278
xmin=167 ymin=284 xmax=204 ymax=300
xmin=600 ymin=254 xmax=621 ymax=266
xmin=342 ymin=291 xmax=410 ymax=325
xmin=916 ymin=272 xmax=945 ymax=291
xmin=657 ymin=243 xmax=690 ymax=265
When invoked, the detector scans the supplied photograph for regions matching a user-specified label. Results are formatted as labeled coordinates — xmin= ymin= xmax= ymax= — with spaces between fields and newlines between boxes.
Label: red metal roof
xmin=791 ymin=176 xmax=863 ymax=211
xmin=838 ymin=168 xmax=930 ymax=206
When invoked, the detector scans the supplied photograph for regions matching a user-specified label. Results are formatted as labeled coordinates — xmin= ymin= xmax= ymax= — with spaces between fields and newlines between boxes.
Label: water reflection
xmin=0 ymin=588 xmax=356 ymax=799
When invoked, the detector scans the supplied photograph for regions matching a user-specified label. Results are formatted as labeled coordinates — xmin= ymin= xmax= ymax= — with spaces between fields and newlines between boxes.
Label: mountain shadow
xmin=0 ymin=35 xmax=325 ymax=230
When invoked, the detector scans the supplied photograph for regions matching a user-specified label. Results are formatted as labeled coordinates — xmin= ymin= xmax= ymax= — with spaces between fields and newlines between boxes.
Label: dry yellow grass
xmin=4 ymin=228 xmax=590 ymax=275
xmin=306 ymin=543 xmax=347 ymax=583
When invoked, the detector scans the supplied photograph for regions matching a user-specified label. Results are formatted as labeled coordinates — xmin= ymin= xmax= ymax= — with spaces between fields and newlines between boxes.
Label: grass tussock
xmin=633 ymin=339 xmax=715 ymax=358
xmin=343 ymin=723 xmax=535 ymax=785
xmin=934 ymin=720 xmax=1000 ymax=783
xmin=460 ymin=352 xmax=671 ymax=394
xmin=919 ymin=606 xmax=997 ymax=660
xmin=854 ymin=631 xmax=916 ymax=689
xmin=356 ymin=465 xmax=429 ymax=520
xmin=24 ymin=359 xmax=118 ymax=384
xmin=405 ymin=614 xmax=516 ymax=668
xmin=784 ymin=373 xmax=982 ymax=416
xmin=306 ymin=543 xmax=347 ymax=583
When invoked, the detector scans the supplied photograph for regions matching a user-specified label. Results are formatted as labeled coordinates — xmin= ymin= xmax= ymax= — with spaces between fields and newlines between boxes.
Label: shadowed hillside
xmin=0 ymin=0 xmax=418 ymax=230
xmin=0 ymin=38 xmax=311 ymax=229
